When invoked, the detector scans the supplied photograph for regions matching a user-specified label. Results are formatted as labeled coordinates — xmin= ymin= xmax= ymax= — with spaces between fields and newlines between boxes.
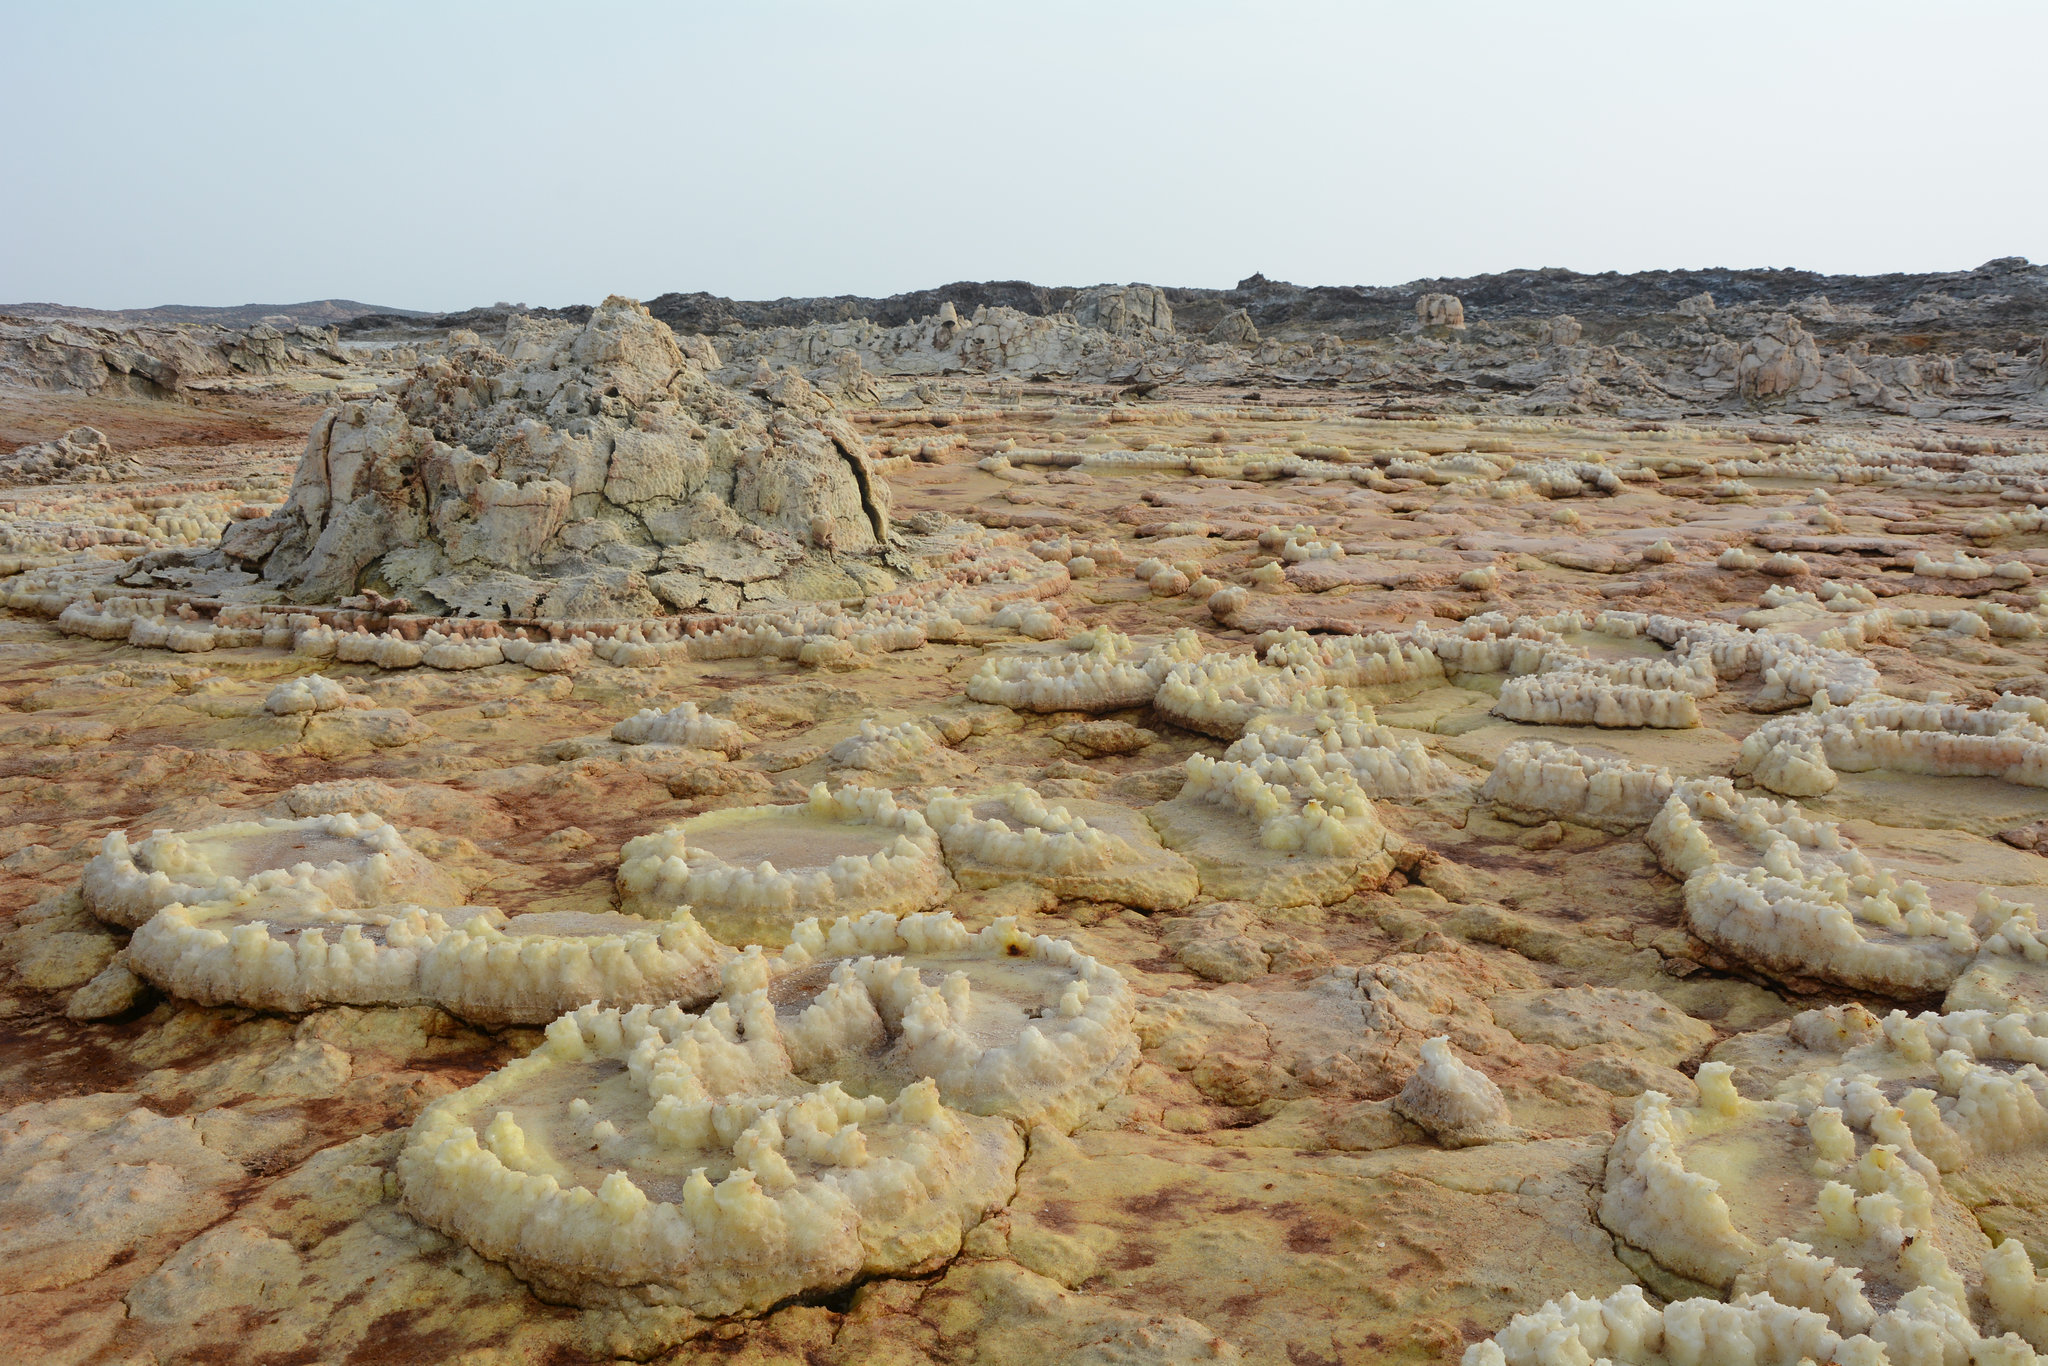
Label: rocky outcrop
xmin=0 ymin=316 xmax=350 ymax=397
xmin=214 ymin=298 xmax=895 ymax=618
xmin=719 ymin=302 xmax=1189 ymax=384
xmin=1067 ymin=284 xmax=1174 ymax=337
xmin=0 ymin=427 xmax=143 ymax=485
xmin=1415 ymin=293 xmax=1466 ymax=329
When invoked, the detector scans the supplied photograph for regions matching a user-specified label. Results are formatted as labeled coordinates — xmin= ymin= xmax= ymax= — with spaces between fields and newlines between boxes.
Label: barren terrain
xmin=3 ymin=272 xmax=2048 ymax=1365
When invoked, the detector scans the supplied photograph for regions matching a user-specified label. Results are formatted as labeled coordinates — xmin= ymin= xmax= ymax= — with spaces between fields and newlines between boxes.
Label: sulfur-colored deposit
xmin=10 ymin=254 xmax=2048 ymax=1366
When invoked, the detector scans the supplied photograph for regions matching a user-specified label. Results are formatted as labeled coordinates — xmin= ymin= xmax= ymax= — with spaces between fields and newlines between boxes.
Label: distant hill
xmin=0 ymin=299 xmax=433 ymax=328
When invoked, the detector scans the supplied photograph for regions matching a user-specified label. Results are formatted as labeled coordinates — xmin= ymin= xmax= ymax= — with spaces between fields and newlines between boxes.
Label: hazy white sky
xmin=6 ymin=1 xmax=2043 ymax=311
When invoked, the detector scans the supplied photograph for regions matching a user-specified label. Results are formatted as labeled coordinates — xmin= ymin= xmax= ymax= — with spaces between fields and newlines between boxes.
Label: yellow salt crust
xmin=128 ymin=889 xmax=729 ymax=1025
xmin=81 ymin=812 xmax=462 ymax=930
xmin=923 ymin=784 xmax=1199 ymax=911
xmin=1477 ymin=739 xmax=1674 ymax=830
xmin=396 ymin=912 xmax=1136 ymax=1324
xmin=616 ymin=784 xmax=953 ymax=947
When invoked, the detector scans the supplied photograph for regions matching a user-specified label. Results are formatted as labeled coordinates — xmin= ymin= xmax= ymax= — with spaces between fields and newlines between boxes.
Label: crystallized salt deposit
xmin=616 ymin=784 xmax=952 ymax=946
xmin=81 ymin=813 xmax=462 ymax=930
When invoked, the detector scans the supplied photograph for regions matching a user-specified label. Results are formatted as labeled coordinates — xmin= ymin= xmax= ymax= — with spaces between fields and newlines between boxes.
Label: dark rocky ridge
xmin=1179 ymin=260 xmax=2047 ymax=344
xmin=329 ymin=259 xmax=2045 ymax=352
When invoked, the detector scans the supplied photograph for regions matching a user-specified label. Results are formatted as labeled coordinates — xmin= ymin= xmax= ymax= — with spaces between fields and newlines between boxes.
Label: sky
xmin=5 ymin=1 xmax=2044 ymax=312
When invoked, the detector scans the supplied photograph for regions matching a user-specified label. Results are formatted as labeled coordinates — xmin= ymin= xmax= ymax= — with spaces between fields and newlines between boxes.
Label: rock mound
xmin=216 ymin=297 xmax=896 ymax=618
xmin=0 ymin=427 xmax=143 ymax=485
xmin=0 ymin=315 xmax=350 ymax=397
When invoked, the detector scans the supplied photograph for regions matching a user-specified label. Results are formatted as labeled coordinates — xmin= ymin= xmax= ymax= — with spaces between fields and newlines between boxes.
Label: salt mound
xmin=1474 ymin=1013 xmax=2048 ymax=1364
xmin=925 ymin=784 xmax=1199 ymax=910
xmin=1393 ymin=1036 xmax=1521 ymax=1147
xmin=396 ymin=911 xmax=1135 ymax=1325
xmin=1147 ymin=751 xmax=1396 ymax=906
xmin=616 ymin=784 xmax=952 ymax=946
xmin=1740 ymin=694 xmax=2048 ymax=798
xmin=1479 ymin=740 xmax=1674 ymax=831
xmin=81 ymin=813 xmax=461 ymax=930
xmin=0 ymin=426 xmax=143 ymax=485
xmin=213 ymin=297 xmax=896 ymax=617
xmin=967 ymin=627 xmax=1203 ymax=713
xmin=263 ymin=673 xmax=352 ymax=715
xmin=1225 ymin=707 xmax=1464 ymax=800
xmin=1647 ymin=780 xmax=1980 ymax=997
xmin=610 ymin=701 xmax=750 ymax=757
xmin=1154 ymin=655 xmax=1349 ymax=741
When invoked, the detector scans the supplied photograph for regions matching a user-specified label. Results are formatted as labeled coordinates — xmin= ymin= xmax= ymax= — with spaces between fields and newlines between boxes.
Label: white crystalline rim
xmin=925 ymin=783 xmax=1138 ymax=875
xmin=1476 ymin=739 xmax=1674 ymax=826
xmin=1179 ymin=752 xmax=1386 ymax=857
xmin=612 ymin=700 xmax=750 ymax=754
xmin=128 ymin=892 xmax=731 ymax=1025
xmin=1740 ymin=693 xmax=2048 ymax=795
xmin=1489 ymin=1018 xmax=2048 ymax=1365
xmin=395 ymin=910 xmax=1133 ymax=1315
xmin=966 ymin=627 xmax=1202 ymax=712
xmin=1227 ymin=711 xmax=1462 ymax=800
xmin=1646 ymin=779 xmax=1980 ymax=996
xmin=617 ymin=784 xmax=952 ymax=929
xmin=827 ymin=719 xmax=942 ymax=769
xmin=80 ymin=812 xmax=436 ymax=930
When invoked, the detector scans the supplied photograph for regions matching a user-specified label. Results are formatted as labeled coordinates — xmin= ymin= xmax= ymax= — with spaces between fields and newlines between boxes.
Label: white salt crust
xmin=827 ymin=719 xmax=942 ymax=770
xmin=396 ymin=912 xmax=1135 ymax=1319
xmin=129 ymin=893 xmax=729 ymax=1026
xmin=262 ymin=673 xmax=351 ymax=714
xmin=1739 ymin=694 xmax=2048 ymax=798
xmin=1477 ymin=1014 xmax=2048 ymax=1364
xmin=923 ymin=784 xmax=1199 ymax=910
xmin=966 ymin=626 xmax=1204 ymax=713
xmin=1393 ymin=1036 xmax=1520 ymax=1147
xmin=616 ymin=784 xmax=953 ymax=946
xmin=611 ymin=701 xmax=751 ymax=757
xmin=1478 ymin=740 xmax=1675 ymax=831
xmin=1223 ymin=707 xmax=1463 ymax=800
xmin=1647 ymin=780 xmax=1980 ymax=997
xmin=1154 ymin=655 xmax=1355 ymax=741
xmin=81 ymin=813 xmax=462 ymax=930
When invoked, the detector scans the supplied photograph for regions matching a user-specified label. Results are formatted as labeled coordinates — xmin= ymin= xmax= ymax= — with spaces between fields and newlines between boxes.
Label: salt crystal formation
xmin=81 ymin=813 xmax=461 ymax=929
xmin=130 ymin=897 xmax=729 ymax=1026
xmin=967 ymin=626 xmax=1203 ymax=712
xmin=925 ymin=784 xmax=1199 ymax=909
xmin=617 ymin=784 xmax=952 ymax=945
xmin=1646 ymin=779 xmax=1982 ymax=997
xmin=611 ymin=700 xmax=751 ymax=756
xmin=397 ymin=911 xmax=1133 ymax=1317
xmin=1393 ymin=1036 xmax=1522 ymax=1147
xmin=1740 ymin=694 xmax=2048 ymax=797
xmin=1478 ymin=740 xmax=1675 ymax=830
xmin=1477 ymin=1012 xmax=2048 ymax=1364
